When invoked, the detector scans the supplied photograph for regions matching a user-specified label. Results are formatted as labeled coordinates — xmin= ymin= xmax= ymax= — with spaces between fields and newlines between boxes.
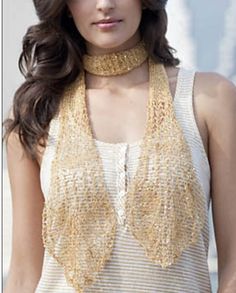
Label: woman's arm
xmin=195 ymin=73 xmax=236 ymax=292
xmin=4 ymin=132 xmax=45 ymax=293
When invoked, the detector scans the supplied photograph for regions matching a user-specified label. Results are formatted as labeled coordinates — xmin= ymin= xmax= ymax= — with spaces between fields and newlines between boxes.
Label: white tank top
xmin=36 ymin=68 xmax=212 ymax=293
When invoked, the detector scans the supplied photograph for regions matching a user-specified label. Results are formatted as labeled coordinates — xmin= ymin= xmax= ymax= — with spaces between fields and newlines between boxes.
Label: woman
xmin=4 ymin=0 xmax=236 ymax=292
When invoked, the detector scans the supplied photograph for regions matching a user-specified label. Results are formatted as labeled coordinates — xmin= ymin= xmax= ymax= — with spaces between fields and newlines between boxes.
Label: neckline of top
xmin=94 ymin=67 xmax=184 ymax=148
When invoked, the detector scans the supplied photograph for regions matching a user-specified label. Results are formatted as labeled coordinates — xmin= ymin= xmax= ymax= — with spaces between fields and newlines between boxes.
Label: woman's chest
xmin=85 ymin=86 xmax=149 ymax=143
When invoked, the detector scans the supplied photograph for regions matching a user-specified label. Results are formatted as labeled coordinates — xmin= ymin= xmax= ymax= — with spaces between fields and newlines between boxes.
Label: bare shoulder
xmin=194 ymin=72 xmax=236 ymax=133
xmin=194 ymin=71 xmax=236 ymax=104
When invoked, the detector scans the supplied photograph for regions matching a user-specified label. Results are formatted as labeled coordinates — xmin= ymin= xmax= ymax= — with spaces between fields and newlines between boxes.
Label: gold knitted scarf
xmin=42 ymin=53 xmax=206 ymax=292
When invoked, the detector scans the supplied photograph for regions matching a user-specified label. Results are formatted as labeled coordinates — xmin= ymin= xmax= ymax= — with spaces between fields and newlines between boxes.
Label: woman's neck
xmin=85 ymin=32 xmax=141 ymax=56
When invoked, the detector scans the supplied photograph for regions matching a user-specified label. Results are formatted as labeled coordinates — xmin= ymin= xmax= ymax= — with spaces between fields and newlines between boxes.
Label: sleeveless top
xmin=36 ymin=68 xmax=212 ymax=293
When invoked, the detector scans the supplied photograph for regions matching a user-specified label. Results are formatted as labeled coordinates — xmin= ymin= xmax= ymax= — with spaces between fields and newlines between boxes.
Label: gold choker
xmin=83 ymin=41 xmax=148 ymax=76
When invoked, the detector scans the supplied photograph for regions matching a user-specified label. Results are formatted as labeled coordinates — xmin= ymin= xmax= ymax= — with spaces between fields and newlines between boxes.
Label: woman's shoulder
xmin=166 ymin=67 xmax=236 ymax=156
xmin=193 ymin=72 xmax=236 ymax=132
xmin=190 ymin=71 xmax=236 ymax=164
xmin=194 ymin=71 xmax=236 ymax=100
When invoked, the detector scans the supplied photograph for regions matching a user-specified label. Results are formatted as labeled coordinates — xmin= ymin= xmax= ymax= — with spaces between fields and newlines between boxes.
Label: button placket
xmin=115 ymin=144 xmax=129 ymax=230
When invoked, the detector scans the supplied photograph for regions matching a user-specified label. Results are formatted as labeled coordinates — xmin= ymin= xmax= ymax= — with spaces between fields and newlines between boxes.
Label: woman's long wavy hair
xmin=4 ymin=0 xmax=179 ymax=160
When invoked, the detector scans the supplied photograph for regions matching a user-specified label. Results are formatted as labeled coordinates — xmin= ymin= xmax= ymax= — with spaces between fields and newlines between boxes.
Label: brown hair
xmin=4 ymin=0 xmax=179 ymax=159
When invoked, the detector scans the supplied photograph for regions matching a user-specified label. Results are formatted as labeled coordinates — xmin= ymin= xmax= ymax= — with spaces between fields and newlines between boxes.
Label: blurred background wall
xmin=3 ymin=0 xmax=236 ymax=291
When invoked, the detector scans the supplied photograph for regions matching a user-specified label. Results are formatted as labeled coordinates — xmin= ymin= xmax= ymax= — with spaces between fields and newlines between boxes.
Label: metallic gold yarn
xmin=42 ymin=59 xmax=206 ymax=292
xmin=83 ymin=41 xmax=148 ymax=76
xmin=125 ymin=60 xmax=206 ymax=267
xmin=42 ymin=73 xmax=117 ymax=292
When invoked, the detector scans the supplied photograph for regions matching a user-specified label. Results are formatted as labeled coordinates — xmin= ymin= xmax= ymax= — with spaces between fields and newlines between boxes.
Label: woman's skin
xmin=4 ymin=0 xmax=236 ymax=292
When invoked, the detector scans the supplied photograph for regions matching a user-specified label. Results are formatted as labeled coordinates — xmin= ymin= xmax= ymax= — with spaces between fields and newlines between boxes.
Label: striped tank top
xmin=36 ymin=68 xmax=212 ymax=293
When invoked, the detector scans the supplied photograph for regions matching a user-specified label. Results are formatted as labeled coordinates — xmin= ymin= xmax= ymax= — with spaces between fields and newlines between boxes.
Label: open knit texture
xmin=83 ymin=41 xmax=148 ymax=76
xmin=37 ymin=65 xmax=212 ymax=293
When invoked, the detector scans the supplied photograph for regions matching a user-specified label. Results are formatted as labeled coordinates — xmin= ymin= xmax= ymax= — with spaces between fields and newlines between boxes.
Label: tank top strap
xmin=174 ymin=67 xmax=195 ymax=104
